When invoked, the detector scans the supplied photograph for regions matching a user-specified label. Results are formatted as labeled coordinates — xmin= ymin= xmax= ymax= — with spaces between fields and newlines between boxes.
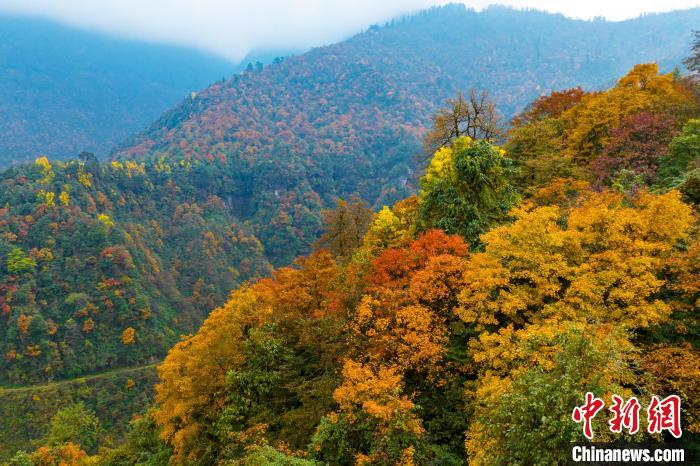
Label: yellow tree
xmin=456 ymin=187 xmax=694 ymax=463
xmin=154 ymin=287 xmax=270 ymax=463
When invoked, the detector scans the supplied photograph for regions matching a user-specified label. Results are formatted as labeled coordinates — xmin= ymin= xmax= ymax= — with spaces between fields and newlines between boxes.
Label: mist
xmin=0 ymin=0 xmax=698 ymax=62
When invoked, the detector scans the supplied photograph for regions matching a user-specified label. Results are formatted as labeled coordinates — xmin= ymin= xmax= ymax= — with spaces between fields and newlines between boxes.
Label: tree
xmin=154 ymin=251 xmax=347 ymax=464
xmin=458 ymin=187 xmax=694 ymax=463
xmin=47 ymin=403 xmax=102 ymax=454
xmin=311 ymin=361 xmax=425 ymax=465
xmin=315 ymin=196 xmax=372 ymax=261
xmin=590 ymin=111 xmax=677 ymax=187
xmin=562 ymin=64 xmax=693 ymax=163
xmin=642 ymin=345 xmax=700 ymax=433
xmin=657 ymin=119 xmax=700 ymax=186
xmin=417 ymin=137 xmax=518 ymax=246
xmin=506 ymin=116 xmax=578 ymax=189
xmin=10 ymin=443 xmax=91 ymax=466
xmin=423 ymin=89 xmax=504 ymax=156
xmin=154 ymin=288 xmax=261 ymax=463
xmin=6 ymin=248 xmax=37 ymax=275
xmin=467 ymin=325 xmax=635 ymax=465
xmin=457 ymin=189 xmax=693 ymax=331
xmin=510 ymin=87 xmax=588 ymax=127
xmin=121 ymin=327 xmax=136 ymax=345
xmin=235 ymin=446 xmax=319 ymax=465
xmin=683 ymin=30 xmax=700 ymax=74
xmin=98 ymin=412 xmax=172 ymax=466
xmin=78 ymin=151 xmax=101 ymax=179
xmin=362 ymin=197 xmax=418 ymax=251
xmin=507 ymin=64 xmax=697 ymax=190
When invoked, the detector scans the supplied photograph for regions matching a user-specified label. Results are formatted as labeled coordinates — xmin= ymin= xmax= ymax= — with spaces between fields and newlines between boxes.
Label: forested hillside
xmin=2 ymin=4 xmax=700 ymax=463
xmin=0 ymin=14 xmax=237 ymax=166
xmin=0 ymin=154 xmax=271 ymax=385
xmin=14 ymin=61 xmax=695 ymax=465
xmin=114 ymin=4 xmax=700 ymax=266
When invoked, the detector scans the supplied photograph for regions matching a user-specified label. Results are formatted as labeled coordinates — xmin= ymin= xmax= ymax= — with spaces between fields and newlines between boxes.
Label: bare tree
xmin=423 ymin=89 xmax=504 ymax=157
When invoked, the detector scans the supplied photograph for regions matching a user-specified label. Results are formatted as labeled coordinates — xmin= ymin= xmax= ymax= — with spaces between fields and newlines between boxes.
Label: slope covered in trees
xmin=507 ymin=63 xmax=700 ymax=199
xmin=113 ymin=4 xmax=700 ymax=267
xmin=0 ymin=14 xmax=238 ymax=167
xmin=0 ymin=364 xmax=157 ymax=460
xmin=80 ymin=68 xmax=700 ymax=464
xmin=2 ymin=6 xmax=700 ymax=462
xmin=9 ymin=61 xmax=696 ymax=465
xmin=0 ymin=154 xmax=272 ymax=385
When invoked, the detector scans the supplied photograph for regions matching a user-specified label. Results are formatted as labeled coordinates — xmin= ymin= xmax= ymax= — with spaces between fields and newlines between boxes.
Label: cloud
xmin=0 ymin=1 xmax=698 ymax=62
xmin=0 ymin=0 xmax=430 ymax=62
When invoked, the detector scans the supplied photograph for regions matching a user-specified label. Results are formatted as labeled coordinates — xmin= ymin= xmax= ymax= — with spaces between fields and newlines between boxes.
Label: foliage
xmin=417 ymin=137 xmax=518 ymax=246
xmin=590 ymin=112 xmax=678 ymax=186
xmin=154 ymin=251 xmax=350 ymax=464
xmin=138 ymin=179 xmax=699 ymax=465
xmin=47 ymin=403 xmax=101 ymax=453
xmin=508 ymin=64 xmax=698 ymax=191
xmin=231 ymin=446 xmax=319 ymax=466
xmin=656 ymin=118 xmax=700 ymax=203
xmin=510 ymin=87 xmax=588 ymax=126
xmin=8 ymin=442 xmax=94 ymax=466
xmin=6 ymin=53 xmax=700 ymax=465
xmin=5 ymin=248 xmax=37 ymax=275
xmin=96 ymin=412 xmax=171 ymax=466
xmin=0 ymin=156 xmax=271 ymax=384
xmin=112 ymin=6 xmax=700 ymax=261
xmin=467 ymin=327 xmax=634 ymax=465
xmin=60 ymin=63 xmax=695 ymax=464
xmin=0 ymin=365 xmax=157 ymax=462
xmin=315 ymin=196 xmax=373 ymax=262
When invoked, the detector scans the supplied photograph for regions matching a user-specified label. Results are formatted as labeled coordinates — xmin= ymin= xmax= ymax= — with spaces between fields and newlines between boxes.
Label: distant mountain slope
xmin=0 ymin=154 xmax=272 ymax=385
xmin=114 ymin=4 xmax=700 ymax=264
xmin=0 ymin=14 xmax=238 ymax=166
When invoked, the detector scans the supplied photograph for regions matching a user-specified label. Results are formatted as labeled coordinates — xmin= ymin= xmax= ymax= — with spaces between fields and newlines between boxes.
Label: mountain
xmin=1 ymin=4 xmax=700 ymax=458
xmin=0 ymin=14 xmax=240 ymax=167
xmin=0 ymin=154 xmax=273 ymax=385
xmin=23 ymin=61 xmax=700 ymax=464
xmin=2 ymin=3 xmax=699 ymax=384
xmin=114 ymin=4 xmax=700 ymax=265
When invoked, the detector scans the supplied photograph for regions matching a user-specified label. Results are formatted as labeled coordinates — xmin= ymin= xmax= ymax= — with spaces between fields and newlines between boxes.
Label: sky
xmin=0 ymin=0 xmax=699 ymax=62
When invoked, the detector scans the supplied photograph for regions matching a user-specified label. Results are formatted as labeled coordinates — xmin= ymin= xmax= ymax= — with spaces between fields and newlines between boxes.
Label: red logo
xmin=608 ymin=395 xmax=641 ymax=435
xmin=572 ymin=392 xmax=605 ymax=439
xmin=647 ymin=395 xmax=682 ymax=438
xmin=573 ymin=393 xmax=682 ymax=439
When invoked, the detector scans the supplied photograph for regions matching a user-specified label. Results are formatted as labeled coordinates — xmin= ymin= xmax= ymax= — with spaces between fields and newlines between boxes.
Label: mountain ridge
xmin=112 ymin=4 xmax=700 ymax=265
xmin=0 ymin=14 xmax=294 ymax=167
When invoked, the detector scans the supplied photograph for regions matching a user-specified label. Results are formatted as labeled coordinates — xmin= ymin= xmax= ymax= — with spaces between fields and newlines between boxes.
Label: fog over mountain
xmin=1 ymin=0 xmax=699 ymax=61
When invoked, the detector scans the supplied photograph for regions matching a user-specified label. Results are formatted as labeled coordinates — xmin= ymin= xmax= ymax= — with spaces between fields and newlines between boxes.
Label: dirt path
xmin=0 ymin=362 xmax=159 ymax=394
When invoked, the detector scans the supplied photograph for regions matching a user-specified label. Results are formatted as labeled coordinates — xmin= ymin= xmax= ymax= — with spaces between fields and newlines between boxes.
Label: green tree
xmin=7 ymin=450 xmax=33 ymax=466
xmin=417 ymin=137 xmax=518 ymax=247
xmin=506 ymin=116 xmax=578 ymax=189
xmin=656 ymin=119 xmax=700 ymax=203
xmin=467 ymin=327 xmax=632 ymax=465
xmin=5 ymin=248 xmax=36 ymax=275
xmin=236 ymin=446 xmax=319 ymax=465
xmin=47 ymin=402 xmax=102 ymax=453
xmin=99 ymin=413 xmax=171 ymax=466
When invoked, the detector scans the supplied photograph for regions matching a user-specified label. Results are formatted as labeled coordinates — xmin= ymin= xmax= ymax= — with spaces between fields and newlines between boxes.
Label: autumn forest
xmin=1 ymin=4 xmax=700 ymax=466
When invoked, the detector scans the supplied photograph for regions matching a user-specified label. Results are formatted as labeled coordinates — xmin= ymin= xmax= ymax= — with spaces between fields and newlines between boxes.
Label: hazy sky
xmin=1 ymin=1 xmax=699 ymax=62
